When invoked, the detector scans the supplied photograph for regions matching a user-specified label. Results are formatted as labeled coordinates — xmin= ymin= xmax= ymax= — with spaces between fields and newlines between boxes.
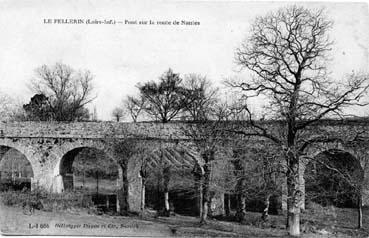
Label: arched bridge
xmin=0 ymin=121 xmax=204 ymax=212
xmin=1 ymin=120 xmax=369 ymax=212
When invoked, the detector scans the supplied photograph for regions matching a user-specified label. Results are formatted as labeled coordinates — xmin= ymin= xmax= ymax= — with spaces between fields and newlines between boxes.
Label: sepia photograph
xmin=0 ymin=0 xmax=368 ymax=237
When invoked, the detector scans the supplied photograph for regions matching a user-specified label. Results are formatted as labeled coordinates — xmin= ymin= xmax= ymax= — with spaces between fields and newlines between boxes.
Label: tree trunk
xmin=200 ymin=164 xmax=211 ymax=224
xmin=193 ymin=171 xmax=203 ymax=217
xmin=96 ymin=171 xmax=99 ymax=195
xmin=201 ymin=200 xmax=209 ymax=223
xmin=207 ymin=194 xmax=213 ymax=218
xmin=106 ymin=195 xmax=110 ymax=210
xmin=140 ymin=176 xmax=146 ymax=216
xmin=118 ymin=162 xmax=129 ymax=215
xmin=199 ymin=183 xmax=203 ymax=217
xmin=236 ymin=192 xmax=246 ymax=222
xmin=163 ymin=166 xmax=170 ymax=217
xmin=358 ymin=193 xmax=362 ymax=229
xmin=262 ymin=194 xmax=271 ymax=221
xmin=164 ymin=192 xmax=169 ymax=213
xmin=235 ymin=174 xmax=247 ymax=223
xmin=82 ymin=171 xmax=85 ymax=188
xmin=288 ymin=212 xmax=300 ymax=236
xmin=232 ymin=158 xmax=247 ymax=222
xmin=156 ymin=172 xmax=161 ymax=211
xmin=286 ymin=154 xmax=301 ymax=236
xmin=225 ymin=193 xmax=231 ymax=217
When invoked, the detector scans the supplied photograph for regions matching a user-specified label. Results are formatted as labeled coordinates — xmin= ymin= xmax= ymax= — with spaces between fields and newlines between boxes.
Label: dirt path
xmin=0 ymin=204 xmax=290 ymax=237
xmin=1 ymin=204 xmax=367 ymax=237
xmin=0 ymin=205 xmax=170 ymax=236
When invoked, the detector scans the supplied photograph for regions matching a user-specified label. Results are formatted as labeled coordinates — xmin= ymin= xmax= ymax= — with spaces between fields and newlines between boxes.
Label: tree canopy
xmin=137 ymin=68 xmax=187 ymax=123
xmin=26 ymin=62 xmax=95 ymax=121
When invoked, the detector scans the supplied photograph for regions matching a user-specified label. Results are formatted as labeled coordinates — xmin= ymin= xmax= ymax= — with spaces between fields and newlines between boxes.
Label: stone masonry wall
xmin=1 ymin=120 xmax=369 ymax=140
xmin=2 ymin=120 xmax=369 ymax=211
xmin=0 ymin=122 xmax=186 ymax=140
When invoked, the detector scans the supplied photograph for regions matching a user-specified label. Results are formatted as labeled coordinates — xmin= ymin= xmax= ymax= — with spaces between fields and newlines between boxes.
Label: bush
xmin=1 ymin=190 xmax=22 ymax=206
xmin=0 ymin=188 xmax=94 ymax=212
xmin=305 ymin=201 xmax=337 ymax=218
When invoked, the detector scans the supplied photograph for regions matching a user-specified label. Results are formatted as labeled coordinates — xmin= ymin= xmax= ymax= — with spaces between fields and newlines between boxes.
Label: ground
xmin=1 ymin=203 xmax=369 ymax=237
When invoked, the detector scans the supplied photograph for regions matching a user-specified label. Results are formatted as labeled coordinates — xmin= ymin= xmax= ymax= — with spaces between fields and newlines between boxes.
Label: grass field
xmin=1 ymin=201 xmax=369 ymax=237
xmin=1 ymin=177 xmax=369 ymax=237
xmin=73 ymin=176 xmax=119 ymax=194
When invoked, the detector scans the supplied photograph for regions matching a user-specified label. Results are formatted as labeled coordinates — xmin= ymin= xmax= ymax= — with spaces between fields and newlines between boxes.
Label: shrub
xmin=305 ymin=201 xmax=337 ymax=217
xmin=0 ymin=189 xmax=94 ymax=212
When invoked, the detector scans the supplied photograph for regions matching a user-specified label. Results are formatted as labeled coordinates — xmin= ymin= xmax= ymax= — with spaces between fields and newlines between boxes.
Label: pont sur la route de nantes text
xmin=43 ymin=18 xmax=200 ymax=26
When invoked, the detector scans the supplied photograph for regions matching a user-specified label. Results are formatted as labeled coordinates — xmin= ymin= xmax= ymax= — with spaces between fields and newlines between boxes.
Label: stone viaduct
xmin=0 ymin=121 xmax=207 ymax=213
xmin=0 ymin=120 xmax=369 ymax=213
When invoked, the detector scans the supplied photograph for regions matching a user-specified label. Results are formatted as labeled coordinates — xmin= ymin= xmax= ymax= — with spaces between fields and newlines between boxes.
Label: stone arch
xmin=304 ymin=140 xmax=368 ymax=179
xmin=302 ymin=147 xmax=364 ymax=208
xmin=305 ymin=141 xmax=358 ymax=161
xmin=54 ymin=144 xmax=123 ymax=193
xmin=125 ymin=140 xmax=205 ymax=214
xmin=145 ymin=143 xmax=202 ymax=214
xmin=0 ymin=138 xmax=40 ymax=190
xmin=54 ymin=144 xmax=124 ymax=213
xmin=0 ymin=144 xmax=35 ymax=190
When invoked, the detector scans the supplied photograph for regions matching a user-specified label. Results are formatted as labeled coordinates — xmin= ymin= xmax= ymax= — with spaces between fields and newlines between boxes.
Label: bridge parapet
xmin=0 ymin=121 xmax=186 ymax=140
xmin=1 ymin=120 xmax=369 ymax=144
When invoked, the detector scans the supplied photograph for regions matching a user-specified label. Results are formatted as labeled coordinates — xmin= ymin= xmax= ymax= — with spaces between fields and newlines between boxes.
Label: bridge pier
xmin=210 ymin=192 xmax=224 ymax=216
xmin=127 ymin=154 xmax=142 ymax=213
xmin=281 ymin=176 xmax=288 ymax=213
xmin=52 ymin=175 xmax=64 ymax=193
xmin=30 ymin=172 xmax=55 ymax=192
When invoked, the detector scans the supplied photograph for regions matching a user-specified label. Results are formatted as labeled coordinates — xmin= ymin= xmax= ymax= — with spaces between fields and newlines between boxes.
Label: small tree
xmin=181 ymin=101 xmax=232 ymax=224
xmin=185 ymin=122 xmax=220 ymax=224
xmin=182 ymin=74 xmax=218 ymax=121
xmin=227 ymin=5 xmax=369 ymax=236
xmin=221 ymin=140 xmax=284 ymax=223
xmin=124 ymin=96 xmax=145 ymax=122
xmin=110 ymin=139 xmax=149 ymax=214
xmin=111 ymin=107 xmax=125 ymax=122
xmin=137 ymin=68 xmax=187 ymax=123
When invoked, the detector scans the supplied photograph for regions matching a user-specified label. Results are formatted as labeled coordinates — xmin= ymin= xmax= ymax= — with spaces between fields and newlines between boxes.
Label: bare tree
xmin=212 ymin=98 xmax=251 ymax=122
xmin=221 ymin=141 xmax=284 ymax=223
xmin=124 ymin=96 xmax=145 ymax=122
xmin=180 ymin=101 xmax=234 ymax=224
xmin=111 ymin=107 xmax=125 ymax=122
xmin=182 ymin=74 xmax=218 ymax=121
xmin=226 ymin=5 xmax=369 ymax=236
xmin=185 ymin=122 xmax=220 ymax=224
xmin=29 ymin=62 xmax=95 ymax=121
xmin=109 ymin=139 xmax=148 ymax=214
xmin=137 ymin=68 xmax=187 ymax=123
xmin=0 ymin=92 xmax=26 ymax=121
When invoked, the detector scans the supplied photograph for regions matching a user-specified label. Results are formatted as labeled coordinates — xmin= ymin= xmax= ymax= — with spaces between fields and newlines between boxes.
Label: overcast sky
xmin=0 ymin=0 xmax=368 ymax=120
